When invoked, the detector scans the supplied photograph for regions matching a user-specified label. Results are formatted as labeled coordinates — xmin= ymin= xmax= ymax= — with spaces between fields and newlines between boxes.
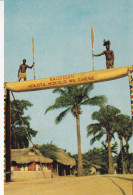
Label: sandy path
xmin=4 ymin=174 xmax=133 ymax=195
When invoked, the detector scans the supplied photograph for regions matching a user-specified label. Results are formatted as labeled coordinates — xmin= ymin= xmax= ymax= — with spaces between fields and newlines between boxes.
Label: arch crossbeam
xmin=5 ymin=65 xmax=133 ymax=92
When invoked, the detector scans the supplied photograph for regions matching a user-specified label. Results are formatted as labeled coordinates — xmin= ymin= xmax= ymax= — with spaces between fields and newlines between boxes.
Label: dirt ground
xmin=4 ymin=174 xmax=133 ymax=195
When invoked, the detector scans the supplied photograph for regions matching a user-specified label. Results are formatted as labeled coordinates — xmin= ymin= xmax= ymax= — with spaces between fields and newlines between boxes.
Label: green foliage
xmin=87 ymin=105 xmax=122 ymax=147
xmin=116 ymin=146 xmax=127 ymax=173
xmin=82 ymin=142 xmax=118 ymax=172
xmin=45 ymin=84 xmax=107 ymax=176
xmin=100 ymin=141 xmax=118 ymax=167
xmin=83 ymin=147 xmax=107 ymax=169
xmin=83 ymin=166 xmax=92 ymax=176
xmin=129 ymin=153 xmax=133 ymax=169
xmin=70 ymin=142 xmax=118 ymax=175
xmin=11 ymin=99 xmax=38 ymax=149
xmin=38 ymin=143 xmax=59 ymax=160
xmin=45 ymin=84 xmax=107 ymax=123
xmin=87 ymin=105 xmax=121 ymax=139
xmin=86 ymin=105 xmax=128 ymax=174
xmin=115 ymin=114 xmax=133 ymax=139
xmin=101 ymin=141 xmax=118 ymax=155
xmin=87 ymin=105 xmax=133 ymax=174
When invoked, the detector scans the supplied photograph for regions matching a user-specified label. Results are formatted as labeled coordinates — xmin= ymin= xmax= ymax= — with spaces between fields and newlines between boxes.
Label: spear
xmin=91 ymin=25 xmax=94 ymax=71
xmin=32 ymin=37 xmax=36 ymax=79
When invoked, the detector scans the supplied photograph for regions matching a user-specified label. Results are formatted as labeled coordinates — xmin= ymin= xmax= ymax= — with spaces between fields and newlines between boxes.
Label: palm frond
xmin=87 ymin=123 xmax=103 ymax=137
xmin=90 ymin=131 xmax=105 ymax=145
xmin=111 ymin=141 xmax=118 ymax=154
xmin=53 ymin=88 xmax=67 ymax=96
xmin=45 ymin=96 xmax=72 ymax=114
xmin=83 ymin=84 xmax=94 ymax=95
xmin=45 ymin=104 xmax=60 ymax=114
xmin=55 ymin=107 xmax=71 ymax=124
xmin=55 ymin=96 xmax=74 ymax=106
xmin=81 ymin=95 xmax=107 ymax=106
xmin=89 ymin=95 xmax=107 ymax=106
xmin=53 ymin=87 xmax=75 ymax=105
xmin=91 ymin=111 xmax=101 ymax=120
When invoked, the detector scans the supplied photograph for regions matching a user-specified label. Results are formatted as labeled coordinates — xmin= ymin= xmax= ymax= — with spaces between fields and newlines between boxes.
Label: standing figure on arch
xmin=93 ymin=40 xmax=114 ymax=69
xmin=18 ymin=59 xmax=34 ymax=81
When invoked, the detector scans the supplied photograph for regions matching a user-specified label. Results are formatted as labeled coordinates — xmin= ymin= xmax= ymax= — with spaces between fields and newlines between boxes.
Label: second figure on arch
xmin=93 ymin=40 xmax=114 ymax=69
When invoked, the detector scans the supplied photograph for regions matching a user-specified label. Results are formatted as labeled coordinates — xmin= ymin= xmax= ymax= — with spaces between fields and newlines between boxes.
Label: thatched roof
xmin=11 ymin=147 xmax=53 ymax=164
xmin=92 ymin=164 xmax=107 ymax=171
xmin=92 ymin=165 xmax=102 ymax=169
xmin=55 ymin=149 xmax=76 ymax=166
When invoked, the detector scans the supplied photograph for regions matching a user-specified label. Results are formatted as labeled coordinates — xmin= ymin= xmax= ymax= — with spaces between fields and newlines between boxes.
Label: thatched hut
xmin=11 ymin=147 xmax=53 ymax=180
xmin=11 ymin=147 xmax=53 ymax=171
xmin=52 ymin=149 xmax=76 ymax=177
xmin=11 ymin=147 xmax=76 ymax=180
xmin=90 ymin=164 xmax=108 ymax=175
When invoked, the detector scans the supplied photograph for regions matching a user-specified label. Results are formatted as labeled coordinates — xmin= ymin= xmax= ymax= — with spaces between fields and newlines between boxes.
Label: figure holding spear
xmin=92 ymin=39 xmax=115 ymax=69
xmin=18 ymin=59 xmax=34 ymax=82
xmin=17 ymin=38 xmax=35 ymax=81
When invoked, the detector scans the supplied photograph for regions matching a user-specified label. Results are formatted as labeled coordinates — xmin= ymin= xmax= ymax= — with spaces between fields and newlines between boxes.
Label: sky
xmin=4 ymin=0 xmax=133 ymax=155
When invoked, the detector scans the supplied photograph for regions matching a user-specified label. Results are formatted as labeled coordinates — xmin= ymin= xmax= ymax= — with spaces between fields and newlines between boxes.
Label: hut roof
xmin=11 ymin=147 xmax=53 ymax=164
xmin=92 ymin=164 xmax=102 ymax=169
xmin=92 ymin=164 xmax=107 ymax=171
xmin=55 ymin=149 xmax=76 ymax=166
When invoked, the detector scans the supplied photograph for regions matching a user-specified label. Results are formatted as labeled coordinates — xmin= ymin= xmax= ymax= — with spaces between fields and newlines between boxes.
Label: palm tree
xmin=115 ymin=114 xmax=133 ymax=173
xmin=87 ymin=105 xmax=121 ymax=174
xmin=122 ymin=115 xmax=133 ymax=173
xmin=45 ymin=84 xmax=107 ymax=176
xmin=115 ymin=114 xmax=127 ymax=174
xmin=11 ymin=100 xmax=38 ymax=149
xmin=101 ymin=141 xmax=118 ymax=169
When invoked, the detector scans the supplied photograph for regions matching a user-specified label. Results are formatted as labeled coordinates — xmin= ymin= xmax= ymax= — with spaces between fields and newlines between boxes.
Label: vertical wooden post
xmin=57 ymin=163 xmax=58 ymax=176
xmin=4 ymin=91 xmax=7 ymax=183
xmin=5 ymin=90 xmax=11 ymax=182
xmin=64 ymin=168 xmax=66 ymax=176
xmin=128 ymin=71 xmax=133 ymax=119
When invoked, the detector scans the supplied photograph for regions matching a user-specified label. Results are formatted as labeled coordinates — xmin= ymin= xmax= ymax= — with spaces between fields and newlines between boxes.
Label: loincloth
xmin=18 ymin=73 xmax=27 ymax=80
xmin=106 ymin=60 xmax=114 ymax=68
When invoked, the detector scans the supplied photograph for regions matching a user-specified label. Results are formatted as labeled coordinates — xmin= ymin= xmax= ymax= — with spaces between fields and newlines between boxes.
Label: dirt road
xmin=4 ymin=174 xmax=133 ymax=195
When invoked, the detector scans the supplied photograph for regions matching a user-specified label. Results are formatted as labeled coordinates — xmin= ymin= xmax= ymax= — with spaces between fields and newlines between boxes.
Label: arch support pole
xmin=4 ymin=89 xmax=11 ymax=182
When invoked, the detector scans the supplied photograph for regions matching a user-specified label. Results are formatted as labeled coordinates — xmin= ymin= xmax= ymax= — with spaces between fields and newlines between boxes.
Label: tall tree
xmin=100 ymin=141 xmax=118 ymax=169
xmin=121 ymin=114 xmax=133 ymax=173
xmin=11 ymin=99 xmax=38 ymax=149
xmin=87 ymin=105 xmax=120 ymax=174
xmin=115 ymin=114 xmax=129 ymax=174
xmin=45 ymin=84 xmax=107 ymax=176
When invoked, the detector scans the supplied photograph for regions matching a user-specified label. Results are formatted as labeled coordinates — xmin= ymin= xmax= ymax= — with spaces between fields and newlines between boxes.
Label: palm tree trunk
xmin=125 ymin=137 xmax=130 ymax=173
xmin=107 ymin=134 xmax=114 ymax=174
xmin=125 ymin=138 xmax=129 ymax=154
xmin=120 ymin=137 xmax=126 ymax=174
xmin=76 ymin=114 xmax=83 ymax=176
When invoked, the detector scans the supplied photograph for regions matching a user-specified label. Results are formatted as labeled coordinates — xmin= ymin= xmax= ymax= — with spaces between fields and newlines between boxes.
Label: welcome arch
xmin=4 ymin=65 xmax=133 ymax=182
